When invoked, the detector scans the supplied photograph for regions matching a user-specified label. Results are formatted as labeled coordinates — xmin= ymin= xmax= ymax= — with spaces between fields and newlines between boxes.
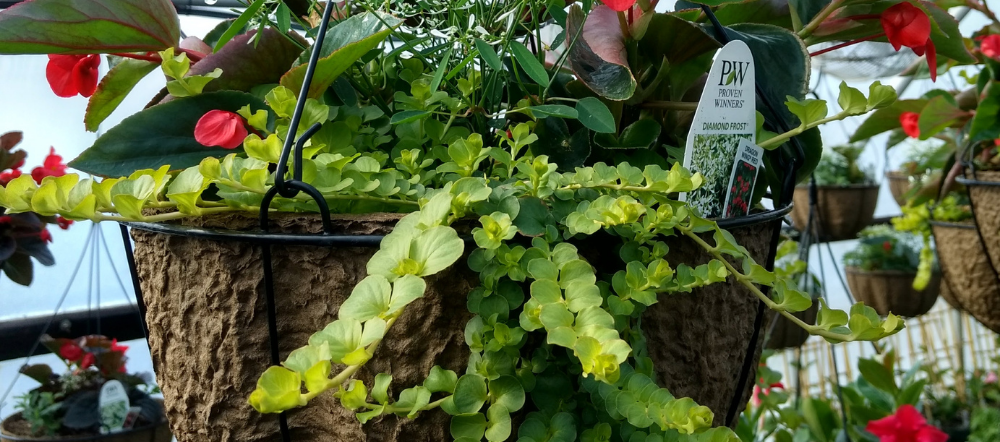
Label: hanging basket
xmin=1 ymin=404 xmax=171 ymax=442
xmin=885 ymin=171 xmax=914 ymax=207
xmin=957 ymin=170 xmax=1000 ymax=278
xmin=790 ymin=184 xmax=879 ymax=241
xmin=764 ymin=301 xmax=818 ymax=350
xmin=845 ymin=267 xmax=941 ymax=317
xmin=121 ymin=207 xmax=789 ymax=441
xmin=930 ymin=220 xmax=1000 ymax=333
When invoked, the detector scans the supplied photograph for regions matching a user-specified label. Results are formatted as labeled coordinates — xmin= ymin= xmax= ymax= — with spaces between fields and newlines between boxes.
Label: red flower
xmin=110 ymin=339 xmax=129 ymax=355
xmin=0 ymin=216 xmax=11 ymax=225
xmin=46 ymin=54 xmax=102 ymax=98
xmin=56 ymin=216 xmax=73 ymax=230
xmin=866 ymin=404 xmax=948 ymax=442
xmin=602 ymin=0 xmax=636 ymax=12
xmin=881 ymin=3 xmax=937 ymax=81
xmin=58 ymin=343 xmax=83 ymax=361
xmin=12 ymin=158 xmax=24 ymax=170
xmin=31 ymin=148 xmax=67 ymax=184
xmin=39 ymin=229 xmax=52 ymax=243
xmin=900 ymin=112 xmax=921 ymax=138
xmin=883 ymin=240 xmax=893 ymax=252
xmin=0 ymin=169 xmax=21 ymax=186
xmin=80 ymin=352 xmax=96 ymax=369
xmin=982 ymin=35 xmax=1000 ymax=60
xmin=194 ymin=110 xmax=249 ymax=149
xmin=752 ymin=381 xmax=784 ymax=406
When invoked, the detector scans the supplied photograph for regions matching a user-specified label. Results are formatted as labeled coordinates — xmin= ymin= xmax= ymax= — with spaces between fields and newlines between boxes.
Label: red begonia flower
xmin=900 ymin=112 xmax=921 ymax=138
xmin=80 ymin=352 xmax=96 ymax=369
xmin=0 ymin=216 xmax=11 ymax=224
xmin=0 ymin=169 xmax=21 ymax=186
xmin=602 ymin=0 xmax=636 ymax=12
xmin=881 ymin=3 xmax=937 ymax=81
xmin=31 ymin=148 xmax=67 ymax=184
xmin=981 ymin=34 xmax=1000 ymax=60
xmin=46 ymin=54 xmax=102 ymax=98
xmin=12 ymin=158 xmax=24 ymax=169
xmin=56 ymin=216 xmax=73 ymax=230
xmin=866 ymin=405 xmax=948 ymax=442
xmin=59 ymin=342 xmax=83 ymax=361
xmin=110 ymin=339 xmax=129 ymax=354
xmin=883 ymin=240 xmax=893 ymax=252
xmin=39 ymin=229 xmax=52 ymax=243
xmin=194 ymin=110 xmax=249 ymax=149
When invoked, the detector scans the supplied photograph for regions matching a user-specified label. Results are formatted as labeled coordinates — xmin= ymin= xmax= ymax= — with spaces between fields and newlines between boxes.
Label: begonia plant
xmin=0 ymin=130 xmax=71 ymax=286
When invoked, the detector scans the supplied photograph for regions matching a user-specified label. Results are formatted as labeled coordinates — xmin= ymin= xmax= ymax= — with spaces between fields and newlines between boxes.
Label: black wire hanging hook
xmin=265 ymin=0 xmax=340 ymax=234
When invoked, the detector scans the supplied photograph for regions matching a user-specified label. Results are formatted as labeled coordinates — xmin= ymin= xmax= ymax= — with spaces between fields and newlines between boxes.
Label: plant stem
xmin=112 ymin=52 xmax=162 ymax=63
xmin=676 ymin=224 xmax=854 ymax=342
xmin=95 ymin=206 xmax=236 ymax=223
xmin=758 ymin=112 xmax=848 ymax=150
xmin=639 ymin=101 xmax=699 ymax=111
xmin=808 ymin=33 xmax=883 ymax=57
xmin=798 ymin=0 xmax=846 ymax=40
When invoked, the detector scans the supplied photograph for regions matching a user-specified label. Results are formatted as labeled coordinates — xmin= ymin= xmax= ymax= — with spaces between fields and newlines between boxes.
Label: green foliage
xmin=843 ymin=226 xmax=929 ymax=273
xmin=970 ymin=407 xmax=1000 ymax=442
xmin=15 ymin=391 xmax=62 ymax=436
xmin=0 ymin=0 xmax=925 ymax=439
xmin=812 ymin=145 xmax=874 ymax=186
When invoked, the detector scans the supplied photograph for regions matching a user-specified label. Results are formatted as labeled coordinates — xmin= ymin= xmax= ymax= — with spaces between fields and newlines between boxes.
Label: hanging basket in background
xmin=846 ymin=268 xmax=941 ymax=317
xmin=930 ymin=220 xmax=1000 ymax=333
xmin=764 ymin=301 xmax=818 ymax=350
xmin=959 ymin=170 xmax=1000 ymax=278
xmin=886 ymin=171 xmax=915 ymax=207
xmin=791 ymin=185 xmax=879 ymax=241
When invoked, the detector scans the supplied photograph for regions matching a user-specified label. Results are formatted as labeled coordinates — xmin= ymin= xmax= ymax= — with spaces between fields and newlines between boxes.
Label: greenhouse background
xmin=0 ymin=0 xmax=997 ymax=439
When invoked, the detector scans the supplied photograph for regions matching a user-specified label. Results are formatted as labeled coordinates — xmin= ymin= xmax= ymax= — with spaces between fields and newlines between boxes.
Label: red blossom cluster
xmin=58 ymin=339 xmax=129 ymax=374
xmin=866 ymin=404 xmax=948 ymax=442
xmin=46 ymin=54 xmax=102 ymax=98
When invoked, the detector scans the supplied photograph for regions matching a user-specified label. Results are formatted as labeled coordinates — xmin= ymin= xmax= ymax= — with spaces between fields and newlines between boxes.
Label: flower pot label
xmin=98 ymin=380 xmax=130 ymax=434
xmin=681 ymin=40 xmax=756 ymax=218
xmin=722 ymin=139 xmax=763 ymax=218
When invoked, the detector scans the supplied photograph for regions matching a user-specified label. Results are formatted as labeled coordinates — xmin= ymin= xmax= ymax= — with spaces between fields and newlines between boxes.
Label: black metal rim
xmin=793 ymin=183 xmax=880 ymax=190
xmin=716 ymin=204 xmax=792 ymax=230
xmin=123 ymin=204 xmax=793 ymax=245
xmin=956 ymin=176 xmax=1000 ymax=187
xmin=929 ymin=220 xmax=975 ymax=230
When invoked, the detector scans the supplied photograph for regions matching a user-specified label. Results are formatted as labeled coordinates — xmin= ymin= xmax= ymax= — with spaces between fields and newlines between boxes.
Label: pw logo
xmin=718 ymin=60 xmax=750 ymax=86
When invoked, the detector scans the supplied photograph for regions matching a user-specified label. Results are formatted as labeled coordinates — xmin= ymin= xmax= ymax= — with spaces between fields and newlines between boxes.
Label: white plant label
xmin=681 ymin=40 xmax=757 ymax=218
xmin=99 ymin=380 xmax=130 ymax=434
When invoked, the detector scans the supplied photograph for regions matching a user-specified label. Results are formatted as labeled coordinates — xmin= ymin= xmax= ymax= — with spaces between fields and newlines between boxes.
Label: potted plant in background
xmin=885 ymin=142 xmax=953 ymax=207
xmin=844 ymin=225 xmax=941 ymax=318
xmin=736 ymin=350 xmax=945 ymax=442
xmin=764 ymin=239 xmax=820 ymax=351
xmin=0 ymin=0 xmax=974 ymax=440
xmin=894 ymin=194 xmax=1000 ymax=333
xmin=0 ymin=131 xmax=72 ymax=286
xmin=0 ymin=335 xmax=171 ymax=442
xmin=791 ymin=145 xmax=879 ymax=241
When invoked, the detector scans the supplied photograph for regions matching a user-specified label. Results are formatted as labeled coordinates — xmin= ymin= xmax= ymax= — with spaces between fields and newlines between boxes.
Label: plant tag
xmin=121 ymin=406 xmax=143 ymax=430
xmin=98 ymin=380 xmax=130 ymax=434
xmin=681 ymin=40 xmax=757 ymax=218
xmin=722 ymin=139 xmax=764 ymax=218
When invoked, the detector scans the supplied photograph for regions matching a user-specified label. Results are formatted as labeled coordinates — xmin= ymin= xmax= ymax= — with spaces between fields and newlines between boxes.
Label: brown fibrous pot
xmin=931 ymin=220 xmax=1000 ymax=333
xmin=791 ymin=185 xmax=879 ymax=241
xmin=846 ymin=268 xmax=941 ymax=317
xmin=130 ymin=210 xmax=783 ymax=439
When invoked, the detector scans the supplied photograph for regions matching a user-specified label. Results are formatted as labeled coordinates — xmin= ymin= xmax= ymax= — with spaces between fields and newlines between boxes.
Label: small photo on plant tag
xmin=722 ymin=139 xmax=763 ymax=218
